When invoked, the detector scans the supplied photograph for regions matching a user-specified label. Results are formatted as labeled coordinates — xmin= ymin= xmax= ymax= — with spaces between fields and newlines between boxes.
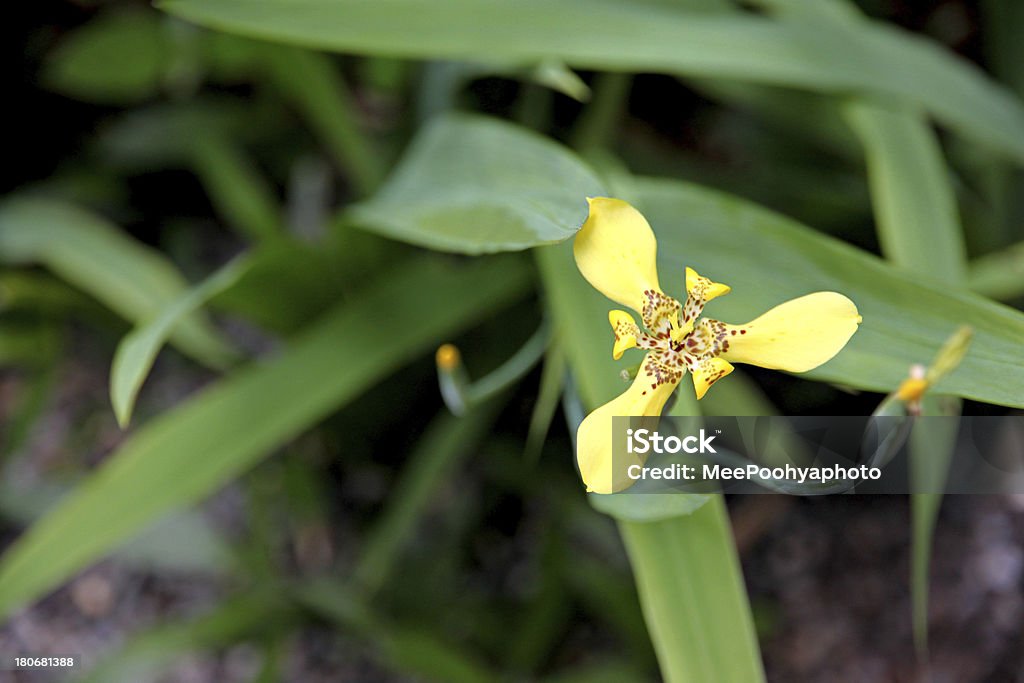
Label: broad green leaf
xmin=0 ymin=256 xmax=530 ymax=619
xmin=0 ymin=198 xmax=234 ymax=367
xmin=159 ymin=0 xmax=1024 ymax=163
xmin=350 ymin=115 xmax=604 ymax=253
xmin=111 ymin=255 xmax=253 ymax=428
xmin=620 ymin=498 xmax=765 ymax=683
xmin=635 ymin=178 xmax=1024 ymax=408
xmin=354 ymin=114 xmax=1023 ymax=407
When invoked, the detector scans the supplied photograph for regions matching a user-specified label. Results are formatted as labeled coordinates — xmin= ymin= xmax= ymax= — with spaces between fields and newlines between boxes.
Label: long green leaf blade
xmin=0 ymin=198 xmax=234 ymax=367
xmin=843 ymin=101 xmax=968 ymax=279
xmin=620 ymin=499 xmax=765 ymax=683
xmin=110 ymin=255 xmax=253 ymax=428
xmin=159 ymin=0 xmax=1024 ymax=163
xmin=0 ymin=256 xmax=530 ymax=619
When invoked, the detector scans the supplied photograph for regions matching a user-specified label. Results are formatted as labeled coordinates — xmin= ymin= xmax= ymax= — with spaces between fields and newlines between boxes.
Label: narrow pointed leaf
xmin=0 ymin=198 xmax=234 ymax=367
xmin=111 ymin=255 xmax=253 ymax=427
xmin=0 ymin=256 xmax=529 ymax=619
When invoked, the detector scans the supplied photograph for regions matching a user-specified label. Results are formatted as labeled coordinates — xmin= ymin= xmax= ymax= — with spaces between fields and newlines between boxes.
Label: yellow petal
xmin=574 ymin=198 xmax=663 ymax=314
xmin=719 ymin=292 xmax=861 ymax=372
xmin=576 ymin=354 xmax=681 ymax=494
xmin=677 ymin=267 xmax=730 ymax=340
xmin=685 ymin=267 xmax=731 ymax=302
xmin=609 ymin=310 xmax=639 ymax=360
xmin=691 ymin=356 xmax=734 ymax=400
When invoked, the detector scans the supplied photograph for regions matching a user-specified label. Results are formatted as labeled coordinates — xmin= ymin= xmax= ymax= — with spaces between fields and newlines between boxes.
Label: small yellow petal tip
xmin=608 ymin=310 xmax=639 ymax=359
xmin=691 ymin=357 xmax=734 ymax=400
xmin=685 ymin=267 xmax=730 ymax=302
xmin=435 ymin=344 xmax=461 ymax=371
xmin=895 ymin=377 xmax=929 ymax=403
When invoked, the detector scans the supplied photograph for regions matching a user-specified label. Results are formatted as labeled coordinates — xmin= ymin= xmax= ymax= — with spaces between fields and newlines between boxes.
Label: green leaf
xmin=619 ymin=499 xmax=765 ymax=683
xmin=0 ymin=198 xmax=234 ymax=367
xmin=0 ymin=255 xmax=530 ymax=619
xmin=43 ymin=11 xmax=172 ymax=104
xmin=350 ymin=115 xmax=604 ymax=253
xmin=635 ymin=178 xmax=1024 ymax=408
xmin=843 ymin=101 xmax=968 ymax=280
xmin=111 ymin=255 xmax=253 ymax=428
xmin=159 ymin=0 xmax=1024 ymax=163
xmin=524 ymin=340 xmax=567 ymax=464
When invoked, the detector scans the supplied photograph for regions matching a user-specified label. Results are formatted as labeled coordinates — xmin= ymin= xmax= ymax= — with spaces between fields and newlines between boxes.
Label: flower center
xmin=628 ymin=290 xmax=730 ymax=378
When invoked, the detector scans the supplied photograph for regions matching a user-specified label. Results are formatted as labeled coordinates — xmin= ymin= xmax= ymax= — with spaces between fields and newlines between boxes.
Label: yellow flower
xmin=574 ymin=198 xmax=862 ymax=493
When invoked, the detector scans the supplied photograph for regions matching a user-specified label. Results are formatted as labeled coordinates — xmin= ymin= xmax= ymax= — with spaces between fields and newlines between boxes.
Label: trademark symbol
xmin=716 ymin=429 xmax=722 ymax=434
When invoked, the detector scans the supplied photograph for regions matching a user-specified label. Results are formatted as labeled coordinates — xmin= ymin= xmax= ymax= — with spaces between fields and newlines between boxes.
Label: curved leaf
xmin=159 ymin=0 xmax=1024 ymax=163
xmin=111 ymin=255 xmax=253 ymax=428
xmin=0 ymin=198 xmax=234 ymax=367
xmin=349 ymin=115 xmax=604 ymax=253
